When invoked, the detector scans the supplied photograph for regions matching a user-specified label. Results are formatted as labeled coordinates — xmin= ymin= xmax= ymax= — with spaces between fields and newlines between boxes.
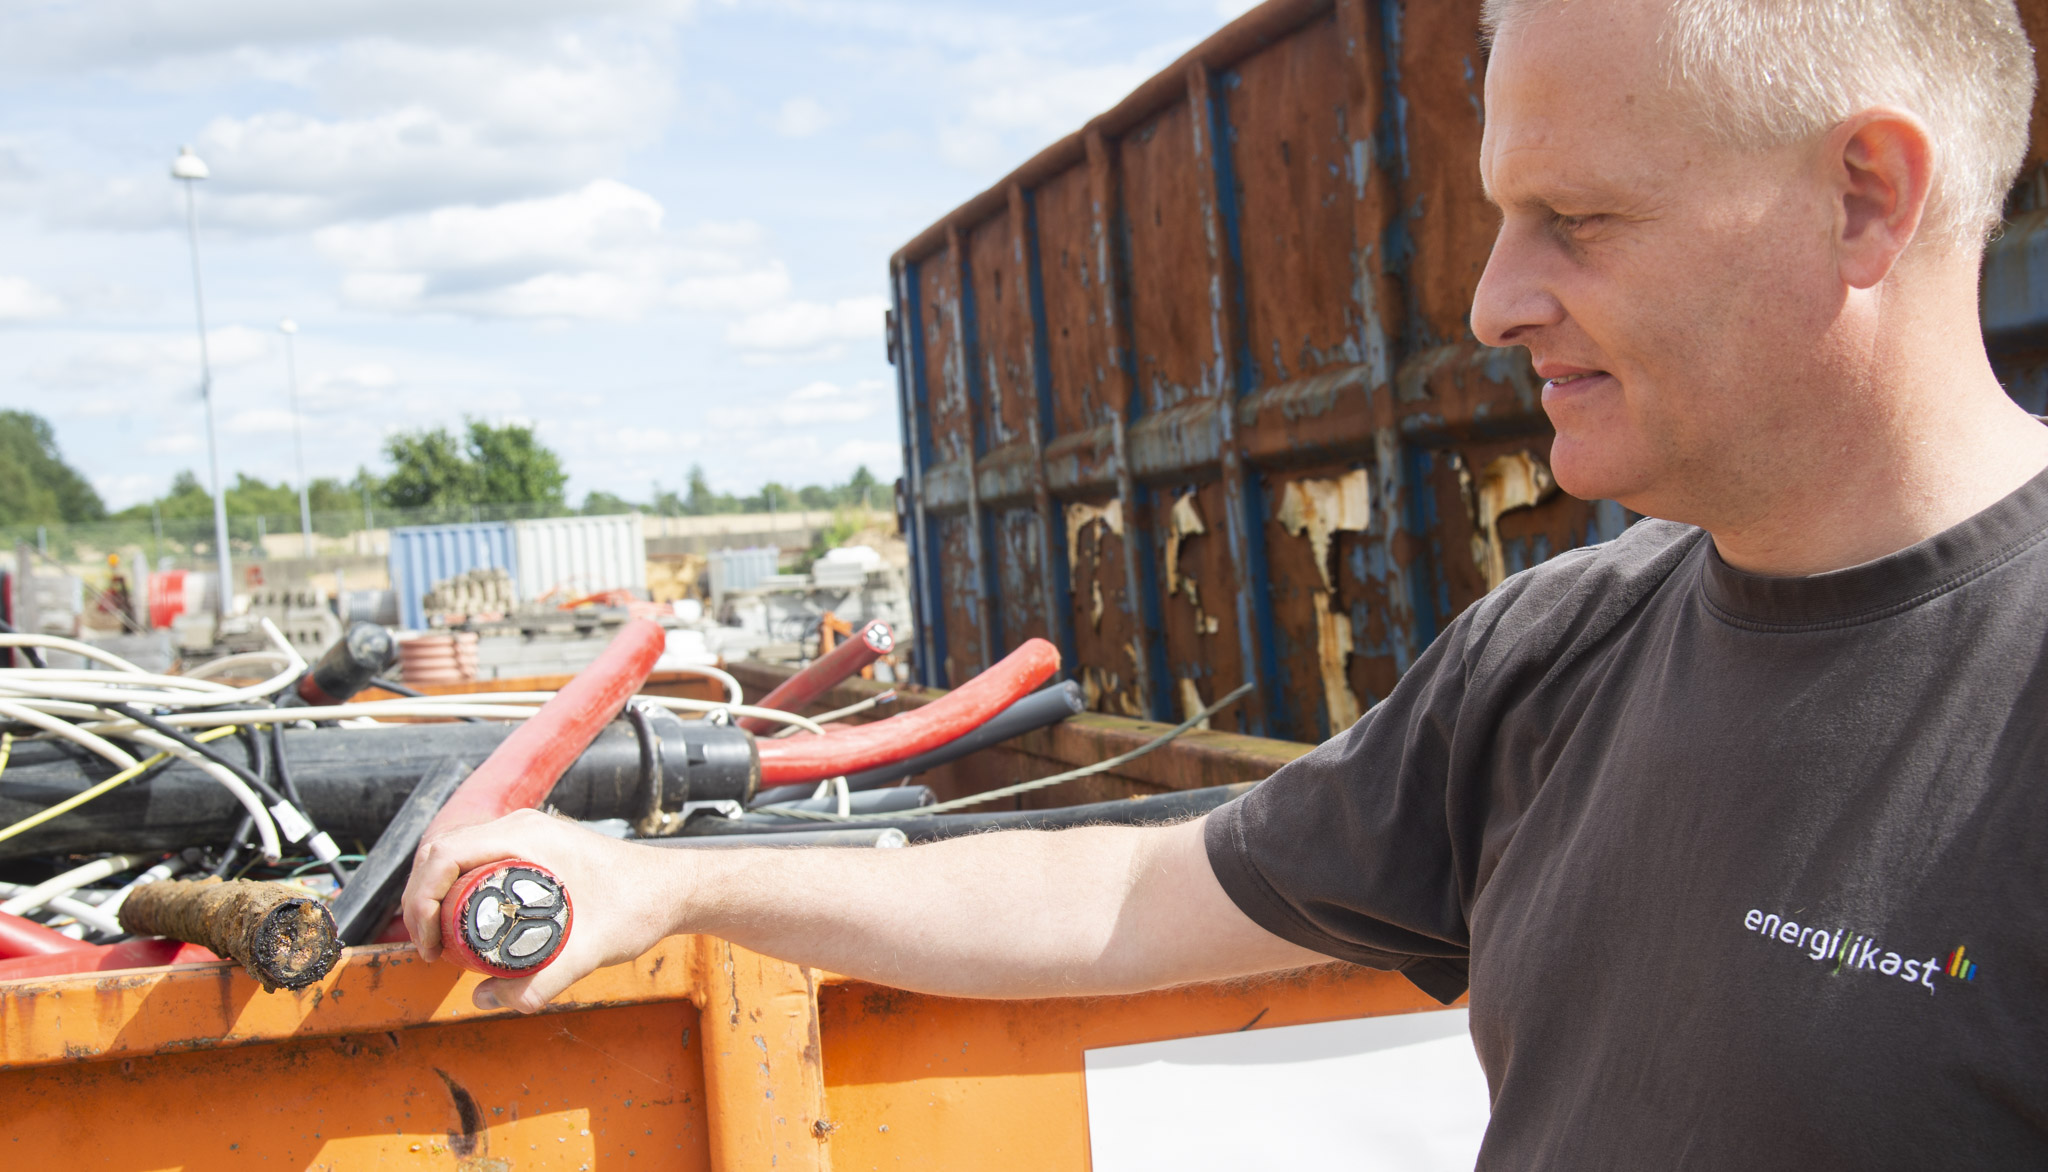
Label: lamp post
xmin=279 ymin=318 xmax=313 ymax=558
xmin=172 ymin=145 xmax=235 ymax=620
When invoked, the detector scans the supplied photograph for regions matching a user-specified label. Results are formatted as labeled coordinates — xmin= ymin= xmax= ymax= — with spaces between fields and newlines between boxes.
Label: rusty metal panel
xmin=888 ymin=0 xmax=1631 ymax=742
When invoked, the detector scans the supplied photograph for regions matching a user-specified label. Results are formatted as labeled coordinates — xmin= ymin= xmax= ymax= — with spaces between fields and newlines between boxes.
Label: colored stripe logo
xmin=1946 ymin=945 xmax=1978 ymax=981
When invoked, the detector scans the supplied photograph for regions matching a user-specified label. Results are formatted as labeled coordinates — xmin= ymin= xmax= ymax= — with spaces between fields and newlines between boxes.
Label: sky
xmin=0 ymin=0 xmax=1258 ymax=511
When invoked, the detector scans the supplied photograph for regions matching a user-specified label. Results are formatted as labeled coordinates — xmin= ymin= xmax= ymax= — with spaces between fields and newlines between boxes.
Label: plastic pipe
xmin=0 ymin=909 xmax=94 ymax=958
xmin=752 ymin=638 xmax=1059 ymax=786
xmin=748 ymin=680 xmax=1084 ymax=805
xmin=735 ymin=620 xmax=893 ymax=735
xmin=426 ymin=619 xmax=663 ymax=978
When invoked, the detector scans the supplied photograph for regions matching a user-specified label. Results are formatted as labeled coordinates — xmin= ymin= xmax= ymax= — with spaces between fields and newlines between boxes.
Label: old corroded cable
xmin=117 ymin=876 xmax=340 ymax=991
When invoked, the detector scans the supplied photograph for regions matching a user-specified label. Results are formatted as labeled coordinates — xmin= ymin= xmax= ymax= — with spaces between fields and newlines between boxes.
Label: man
xmin=404 ymin=0 xmax=2048 ymax=1163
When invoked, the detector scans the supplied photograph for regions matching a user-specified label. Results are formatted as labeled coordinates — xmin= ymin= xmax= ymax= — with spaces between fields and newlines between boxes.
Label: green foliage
xmin=668 ymin=463 xmax=882 ymax=516
xmin=378 ymin=419 xmax=567 ymax=512
xmin=581 ymin=490 xmax=637 ymax=516
xmin=466 ymin=420 xmax=567 ymax=507
xmin=0 ymin=411 xmax=106 ymax=527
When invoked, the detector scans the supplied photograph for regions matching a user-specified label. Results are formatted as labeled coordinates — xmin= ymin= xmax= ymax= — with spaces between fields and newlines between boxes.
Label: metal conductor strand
xmin=117 ymin=876 xmax=340 ymax=991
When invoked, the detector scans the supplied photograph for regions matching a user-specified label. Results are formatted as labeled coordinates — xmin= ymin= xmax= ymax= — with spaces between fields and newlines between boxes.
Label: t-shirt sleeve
xmin=1205 ymin=612 xmax=1482 ymax=1004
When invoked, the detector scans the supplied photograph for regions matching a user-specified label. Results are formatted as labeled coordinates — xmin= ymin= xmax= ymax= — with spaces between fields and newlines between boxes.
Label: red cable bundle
xmin=753 ymin=638 xmax=1060 ymax=785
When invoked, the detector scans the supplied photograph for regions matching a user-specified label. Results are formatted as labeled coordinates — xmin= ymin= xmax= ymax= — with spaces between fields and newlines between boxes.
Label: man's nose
xmin=1470 ymin=220 xmax=1562 ymax=348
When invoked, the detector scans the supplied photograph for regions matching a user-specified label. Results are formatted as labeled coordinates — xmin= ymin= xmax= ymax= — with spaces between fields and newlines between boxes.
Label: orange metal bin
xmin=2 ymin=936 xmax=1444 ymax=1170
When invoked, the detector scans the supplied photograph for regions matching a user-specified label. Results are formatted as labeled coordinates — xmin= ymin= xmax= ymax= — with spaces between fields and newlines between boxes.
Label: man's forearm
xmin=404 ymin=808 xmax=1330 ymax=1011
xmin=662 ymin=818 xmax=1322 ymax=999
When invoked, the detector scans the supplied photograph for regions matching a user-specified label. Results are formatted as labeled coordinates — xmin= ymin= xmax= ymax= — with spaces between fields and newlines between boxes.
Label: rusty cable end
xmin=117 ymin=876 xmax=342 ymax=992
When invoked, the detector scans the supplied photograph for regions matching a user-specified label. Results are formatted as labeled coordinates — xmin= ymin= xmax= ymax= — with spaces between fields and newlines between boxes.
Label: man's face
xmin=1472 ymin=0 xmax=1849 ymax=525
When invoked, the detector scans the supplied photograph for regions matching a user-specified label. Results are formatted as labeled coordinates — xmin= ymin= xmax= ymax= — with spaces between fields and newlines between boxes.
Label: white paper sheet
xmin=1083 ymin=1008 xmax=1490 ymax=1171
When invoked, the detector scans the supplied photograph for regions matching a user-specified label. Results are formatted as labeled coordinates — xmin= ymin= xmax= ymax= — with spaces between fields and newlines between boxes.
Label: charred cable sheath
xmin=118 ymin=876 xmax=341 ymax=991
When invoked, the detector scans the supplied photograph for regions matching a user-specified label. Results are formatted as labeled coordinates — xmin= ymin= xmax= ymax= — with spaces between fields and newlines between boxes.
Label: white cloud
xmin=774 ymin=96 xmax=837 ymax=138
xmin=0 ymin=276 xmax=62 ymax=322
xmin=671 ymin=264 xmax=792 ymax=313
xmin=29 ymin=326 xmax=272 ymax=392
xmin=704 ymin=377 xmax=890 ymax=429
xmin=318 ymin=180 xmax=673 ymax=319
xmin=727 ymin=295 xmax=888 ymax=352
xmin=55 ymin=35 xmax=675 ymax=234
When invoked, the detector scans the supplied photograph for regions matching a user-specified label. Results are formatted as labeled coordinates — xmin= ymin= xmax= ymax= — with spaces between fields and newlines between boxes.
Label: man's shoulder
xmin=1456 ymin=516 xmax=1705 ymax=679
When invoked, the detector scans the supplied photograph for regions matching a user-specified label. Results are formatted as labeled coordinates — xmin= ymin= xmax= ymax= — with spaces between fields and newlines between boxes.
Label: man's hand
xmin=401 ymin=809 xmax=688 ymax=1013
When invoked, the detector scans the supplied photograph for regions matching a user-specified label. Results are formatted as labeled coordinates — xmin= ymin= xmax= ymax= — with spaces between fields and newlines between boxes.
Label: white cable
xmin=39 ymin=894 xmax=125 ymax=937
xmin=0 ymin=668 xmax=238 ymax=694
xmin=99 ymin=725 xmax=283 ymax=863
xmin=0 ymin=698 xmax=140 ymax=771
xmin=0 ymin=633 xmax=154 ymax=674
xmin=0 ymin=852 xmax=151 ymax=916
xmin=655 ymin=664 xmax=744 ymax=706
xmin=182 ymin=650 xmax=293 ymax=680
xmin=101 ymin=853 xmax=192 ymax=919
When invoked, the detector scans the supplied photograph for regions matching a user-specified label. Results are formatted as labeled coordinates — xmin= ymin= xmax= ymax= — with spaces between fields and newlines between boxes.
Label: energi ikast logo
xmin=1744 ymin=909 xmax=1979 ymax=995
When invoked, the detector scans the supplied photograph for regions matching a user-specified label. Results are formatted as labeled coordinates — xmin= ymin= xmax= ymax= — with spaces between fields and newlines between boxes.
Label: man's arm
xmin=401 ymin=808 xmax=1332 ymax=1014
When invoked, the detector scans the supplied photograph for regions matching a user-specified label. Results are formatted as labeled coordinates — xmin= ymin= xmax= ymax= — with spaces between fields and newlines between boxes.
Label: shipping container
xmin=891 ymin=0 xmax=2048 ymax=746
xmin=386 ymin=522 xmax=517 ymax=631
xmin=512 ymin=514 xmax=647 ymax=604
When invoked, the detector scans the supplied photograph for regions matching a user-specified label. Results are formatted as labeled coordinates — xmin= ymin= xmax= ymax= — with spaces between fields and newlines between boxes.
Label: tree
xmin=467 ymin=420 xmax=566 ymax=508
xmin=379 ymin=427 xmax=477 ymax=510
xmin=581 ymin=490 xmax=636 ymax=516
xmin=0 ymin=411 xmax=106 ymax=527
xmin=376 ymin=419 xmax=567 ymax=512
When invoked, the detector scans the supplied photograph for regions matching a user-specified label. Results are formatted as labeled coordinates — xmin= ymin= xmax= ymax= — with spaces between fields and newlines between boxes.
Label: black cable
xmin=271 ymin=720 xmax=349 ymax=886
xmin=110 ymin=704 xmax=286 ymax=805
xmin=0 ymin=616 xmax=46 ymax=669
xmin=212 ymin=812 xmax=254 ymax=877
xmin=624 ymin=702 xmax=665 ymax=828
xmin=367 ymin=676 xmax=485 ymax=723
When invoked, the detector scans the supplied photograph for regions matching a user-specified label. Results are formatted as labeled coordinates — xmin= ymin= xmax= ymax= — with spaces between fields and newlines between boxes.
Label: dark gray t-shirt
xmin=1206 ymin=468 xmax=2048 ymax=1168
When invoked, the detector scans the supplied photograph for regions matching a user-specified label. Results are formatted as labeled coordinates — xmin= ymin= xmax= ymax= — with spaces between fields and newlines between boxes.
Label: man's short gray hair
xmin=1481 ymin=0 xmax=2037 ymax=250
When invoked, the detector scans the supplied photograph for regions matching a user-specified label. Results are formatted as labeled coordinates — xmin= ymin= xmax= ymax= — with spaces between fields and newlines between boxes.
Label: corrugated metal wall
xmin=511 ymin=515 xmax=648 ymax=603
xmin=889 ymin=0 xmax=1622 ymax=744
xmin=387 ymin=522 xmax=517 ymax=631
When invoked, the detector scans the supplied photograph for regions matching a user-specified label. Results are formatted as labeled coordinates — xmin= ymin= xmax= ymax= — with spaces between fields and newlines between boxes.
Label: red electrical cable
xmin=427 ymin=618 xmax=664 ymax=978
xmin=0 ymin=909 xmax=95 ymax=959
xmin=735 ymin=620 xmax=893 ymax=735
xmin=753 ymin=638 xmax=1060 ymax=786
xmin=0 ymin=937 xmax=217 ymax=983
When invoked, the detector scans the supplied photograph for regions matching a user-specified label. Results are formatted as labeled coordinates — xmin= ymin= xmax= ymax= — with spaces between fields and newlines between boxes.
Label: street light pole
xmin=279 ymin=317 xmax=313 ymax=558
xmin=172 ymin=145 xmax=235 ymax=620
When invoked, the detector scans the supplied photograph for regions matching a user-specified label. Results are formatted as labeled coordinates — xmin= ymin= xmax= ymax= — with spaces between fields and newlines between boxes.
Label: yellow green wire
xmin=0 ymin=725 xmax=239 ymax=847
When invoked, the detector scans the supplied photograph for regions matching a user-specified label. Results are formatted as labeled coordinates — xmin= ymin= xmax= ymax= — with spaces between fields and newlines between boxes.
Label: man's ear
xmin=1830 ymin=108 xmax=1937 ymax=289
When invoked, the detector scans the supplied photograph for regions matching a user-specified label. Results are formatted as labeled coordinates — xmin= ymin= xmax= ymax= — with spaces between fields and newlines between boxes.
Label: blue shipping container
xmin=387 ymin=522 xmax=518 ymax=631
